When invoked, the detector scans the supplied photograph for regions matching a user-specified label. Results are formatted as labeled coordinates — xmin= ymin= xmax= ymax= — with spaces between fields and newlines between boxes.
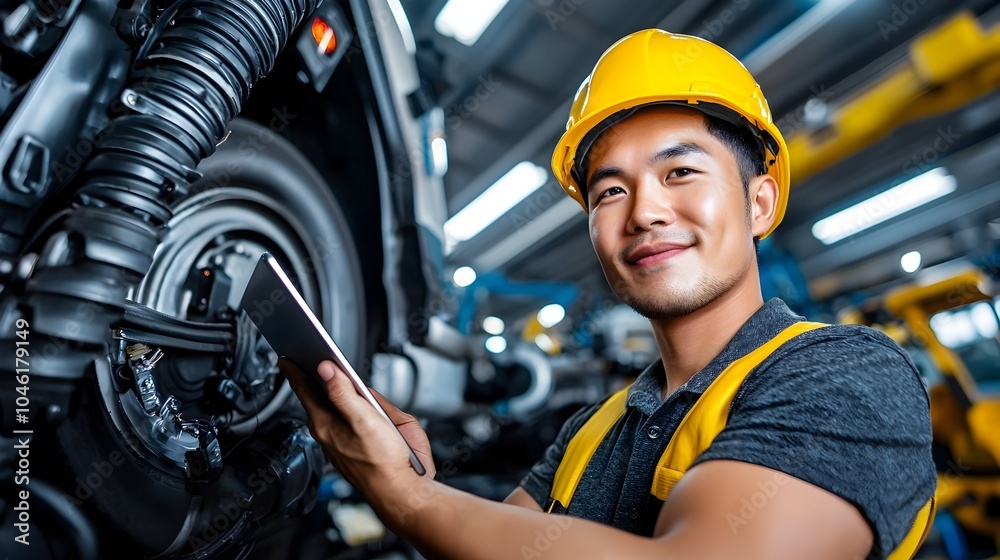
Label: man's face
xmin=585 ymin=107 xmax=762 ymax=320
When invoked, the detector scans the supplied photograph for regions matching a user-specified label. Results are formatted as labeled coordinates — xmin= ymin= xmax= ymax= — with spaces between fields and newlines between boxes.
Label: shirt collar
xmin=625 ymin=298 xmax=803 ymax=415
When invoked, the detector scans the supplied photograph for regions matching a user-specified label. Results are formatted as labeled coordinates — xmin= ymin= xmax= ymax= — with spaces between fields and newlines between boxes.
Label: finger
xmin=278 ymin=357 xmax=336 ymax=422
xmin=317 ymin=360 xmax=371 ymax=419
xmin=369 ymin=388 xmax=418 ymax=427
xmin=369 ymin=388 xmax=435 ymax=477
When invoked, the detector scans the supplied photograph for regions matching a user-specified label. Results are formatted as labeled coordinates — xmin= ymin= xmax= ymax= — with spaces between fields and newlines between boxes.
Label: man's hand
xmin=278 ymin=357 xmax=437 ymax=495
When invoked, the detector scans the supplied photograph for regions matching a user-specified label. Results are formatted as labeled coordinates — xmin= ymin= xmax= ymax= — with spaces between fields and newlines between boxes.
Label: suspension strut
xmin=0 ymin=0 xmax=320 ymax=432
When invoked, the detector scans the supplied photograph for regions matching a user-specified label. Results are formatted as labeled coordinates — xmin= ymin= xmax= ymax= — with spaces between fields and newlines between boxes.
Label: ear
xmin=748 ymin=174 xmax=779 ymax=238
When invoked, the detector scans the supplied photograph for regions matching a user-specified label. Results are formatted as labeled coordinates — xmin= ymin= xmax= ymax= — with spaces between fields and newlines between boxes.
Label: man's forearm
xmin=371 ymin=478 xmax=670 ymax=560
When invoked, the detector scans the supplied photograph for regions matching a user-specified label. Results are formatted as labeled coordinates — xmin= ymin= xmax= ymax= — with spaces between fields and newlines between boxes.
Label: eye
xmin=597 ymin=186 xmax=625 ymax=201
xmin=667 ymin=168 xmax=696 ymax=179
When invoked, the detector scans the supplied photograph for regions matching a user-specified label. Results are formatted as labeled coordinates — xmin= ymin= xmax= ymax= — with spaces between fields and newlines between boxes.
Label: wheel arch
xmin=235 ymin=0 xmax=451 ymax=371
xmin=236 ymin=40 xmax=394 ymax=360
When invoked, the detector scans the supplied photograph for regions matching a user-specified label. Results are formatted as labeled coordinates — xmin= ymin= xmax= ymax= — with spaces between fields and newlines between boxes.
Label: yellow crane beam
xmin=786 ymin=11 xmax=1000 ymax=184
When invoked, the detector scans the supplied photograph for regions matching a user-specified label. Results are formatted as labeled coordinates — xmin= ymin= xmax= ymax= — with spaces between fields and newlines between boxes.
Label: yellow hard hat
xmin=551 ymin=29 xmax=789 ymax=239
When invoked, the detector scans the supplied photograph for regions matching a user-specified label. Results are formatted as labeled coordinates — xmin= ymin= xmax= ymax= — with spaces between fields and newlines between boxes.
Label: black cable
xmin=120 ymin=301 xmax=234 ymax=346
xmin=117 ymin=327 xmax=229 ymax=353
xmin=123 ymin=300 xmax=232 ymax=331
xmin=132 ymin=0 xmax=187 ymax=70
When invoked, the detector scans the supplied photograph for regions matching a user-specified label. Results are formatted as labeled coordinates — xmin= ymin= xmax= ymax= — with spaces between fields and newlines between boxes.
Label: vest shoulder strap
xmin=547 ymin=385 xmax=629 ymax=512
xmin=887 ymin=497 xmax=936 ymax=560
xmin=548 ymin=321 xmax=825 ymax=512
xmin=651 ymin=321 xmax=826 ymax=498
xmin=547 ymin=319 xmax=935 ymax=557
xmin=650 ymin=320 xmax=934 ymax=559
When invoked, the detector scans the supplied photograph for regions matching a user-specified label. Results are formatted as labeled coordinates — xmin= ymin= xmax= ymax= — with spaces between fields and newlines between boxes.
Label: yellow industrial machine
xmin=843 ymin=269 xmax=1000 ymax=558
xmin=785 ymin=10 xmax=1000 ymax=184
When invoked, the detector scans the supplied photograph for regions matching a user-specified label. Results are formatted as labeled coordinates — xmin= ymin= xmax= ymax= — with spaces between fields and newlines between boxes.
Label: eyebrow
xmin=649 ymin=142 xmax=709 ymax=164
xmin=585 ymin=142 xmax=710 ymax=199
xmin=586 ymin=165 xmax=623 ymax=194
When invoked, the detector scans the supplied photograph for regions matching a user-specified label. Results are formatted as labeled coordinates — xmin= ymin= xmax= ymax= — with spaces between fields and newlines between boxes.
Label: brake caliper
xmin=122 ymin=342 xmax=223 ymax=481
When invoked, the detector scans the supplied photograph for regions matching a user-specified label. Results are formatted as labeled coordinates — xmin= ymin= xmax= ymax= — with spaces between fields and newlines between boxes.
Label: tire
xmin=140 ymin=117 xmax=366 ymax=364
xmin=48 ymin=117 xmax=366 ymax=557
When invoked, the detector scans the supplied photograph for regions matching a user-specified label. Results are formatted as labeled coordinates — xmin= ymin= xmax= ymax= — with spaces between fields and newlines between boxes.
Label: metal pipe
xmin=505 ymin=342 xmax=554 ymax=417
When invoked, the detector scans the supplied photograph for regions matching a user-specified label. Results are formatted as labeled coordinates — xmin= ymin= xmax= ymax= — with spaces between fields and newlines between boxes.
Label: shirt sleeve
xmin=692 ymin=325 xmax=936 ymax=559
xmin=519 ymin=400 xmax=603 ymax=508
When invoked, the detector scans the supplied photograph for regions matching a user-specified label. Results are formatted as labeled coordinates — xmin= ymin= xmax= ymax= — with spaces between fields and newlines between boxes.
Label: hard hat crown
xmin=551 ymin=29 xmax=790 ymax=239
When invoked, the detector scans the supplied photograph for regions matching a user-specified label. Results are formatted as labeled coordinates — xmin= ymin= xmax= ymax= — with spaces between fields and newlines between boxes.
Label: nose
xmin=626 ymin=177 xmax=675 ymax=234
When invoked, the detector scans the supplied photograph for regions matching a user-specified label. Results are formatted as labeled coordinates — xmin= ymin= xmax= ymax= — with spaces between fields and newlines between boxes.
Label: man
xmin=279 ymin=29 xmax=936 ymax=559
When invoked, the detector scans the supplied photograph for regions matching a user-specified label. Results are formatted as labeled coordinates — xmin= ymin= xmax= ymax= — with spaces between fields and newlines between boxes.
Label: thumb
xmin=317 ymin=360 xmax=368 ymax=418
xmin=278 ymin=357 xmax=336 ymax=423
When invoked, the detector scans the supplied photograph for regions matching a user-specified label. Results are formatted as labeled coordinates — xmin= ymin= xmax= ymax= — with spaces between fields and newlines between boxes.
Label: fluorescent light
xmin=537 ymin=304 xmax=565 ymax=328
xmin=452 ymin=266 xmax=477 ymax=287
xmin=444 ymin=161 xmax=548 ymax=246
xmin=811 ymin=167 xmax=957 ymax=245
xmin=900 ymin=251 xmax=921 ymax=273
xmin=485 ymin=335 xmax=507 ymax=354
xmin=431 ymin=136 xmax=448 ymax=175
xmin=482 ymin=316 xmax=504 ymax=335
xmin=931 ymin=311 xmax=976 ymax=348
xmin=434 ymin=0 xmax=509 ymax=46
xmin=970 ymin=302 xmax=999 ymax=339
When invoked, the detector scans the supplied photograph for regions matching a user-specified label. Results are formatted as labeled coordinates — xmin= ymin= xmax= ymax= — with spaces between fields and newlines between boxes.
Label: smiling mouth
xmin=629 ymin=246 xmax=689 ymax=267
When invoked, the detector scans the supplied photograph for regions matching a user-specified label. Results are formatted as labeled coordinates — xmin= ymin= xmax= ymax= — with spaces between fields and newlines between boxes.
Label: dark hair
xmin=702 ymin=113 xmax=767 ymax=253
xmin=702 ymin=113 xmax=768 ymax=196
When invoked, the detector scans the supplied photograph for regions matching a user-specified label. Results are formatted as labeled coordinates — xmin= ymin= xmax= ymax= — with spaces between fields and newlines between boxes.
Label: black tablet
xmin=239 ymin=251 xmax=427 ymax=476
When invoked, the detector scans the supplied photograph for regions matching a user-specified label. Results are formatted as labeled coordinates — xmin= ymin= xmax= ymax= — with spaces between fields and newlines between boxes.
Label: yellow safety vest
xmin=547 ymin=321 xmax=935 ymax=559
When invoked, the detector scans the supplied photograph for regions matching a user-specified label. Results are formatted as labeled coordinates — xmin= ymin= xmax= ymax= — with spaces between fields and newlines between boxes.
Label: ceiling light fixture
xmin=900 ymin=251 xmax=921 ymax=273
xmin=434 ymin=0 xmax=510 ymax=46
xmin=485 ymin=335 xmax=507 ymax=354
xmin=431 ymin=136 xmax=448 ymax=175
xmin=534 ymin=333 xmax=555 ymax=353
xmin=930 ymin=311 xmax=973 ymax=348
xmin=811 ymin=167 xmax=957 ymax=245
xmin=482 ymin=316 xmax=505 ymax=335
xmin=452 ymin=266 xmax=477 ymax=287
xmin=537 ymin=303 xmax=565 ymax=328
xmin=970 ymin=302 xmax=999 ymax=339
xmin=444 ymin=161 xmax=548 ymax=248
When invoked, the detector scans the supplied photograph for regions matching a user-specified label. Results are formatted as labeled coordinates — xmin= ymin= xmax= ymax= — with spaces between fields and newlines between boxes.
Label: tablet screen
xmin=239 ymin=252 xmax=427 ymax=476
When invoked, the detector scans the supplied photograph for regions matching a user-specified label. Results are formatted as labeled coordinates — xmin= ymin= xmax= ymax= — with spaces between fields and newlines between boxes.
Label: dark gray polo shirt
xmin=520 ymin=298 xmax=936 ymax=559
